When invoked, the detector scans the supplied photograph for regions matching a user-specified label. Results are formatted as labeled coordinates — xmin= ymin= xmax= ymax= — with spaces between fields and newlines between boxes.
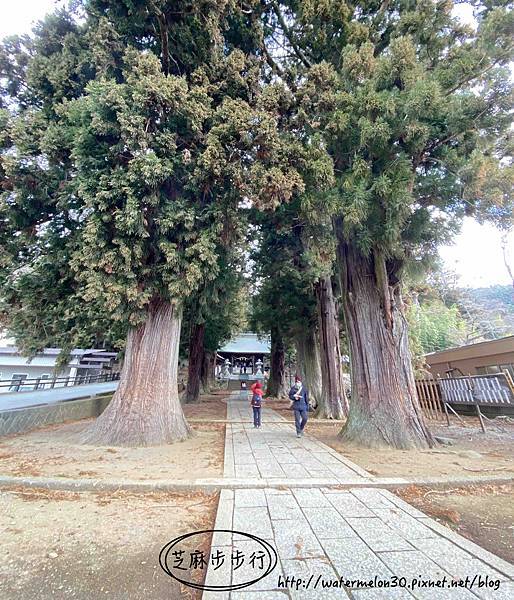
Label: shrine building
xmin=216 ymin=333 xmax=271 ymax=381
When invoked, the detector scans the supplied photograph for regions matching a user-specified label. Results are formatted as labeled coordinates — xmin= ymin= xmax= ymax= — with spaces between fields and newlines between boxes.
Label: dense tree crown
xmin=0 ymin=4 xmax=303 ymax=353
xmin=264 ymin=1 xmax=513 ymax=259
xmin=253 ymin=0 xmax=513 ymax=448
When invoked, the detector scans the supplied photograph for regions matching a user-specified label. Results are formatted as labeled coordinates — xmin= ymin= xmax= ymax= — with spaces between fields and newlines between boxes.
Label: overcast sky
xmin=2 ymin=1 xmax=513 ymax=288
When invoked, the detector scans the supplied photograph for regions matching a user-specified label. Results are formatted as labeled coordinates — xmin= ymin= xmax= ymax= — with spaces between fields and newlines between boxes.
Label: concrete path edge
xmin=0 ymin=473 xmax=513 ymax=493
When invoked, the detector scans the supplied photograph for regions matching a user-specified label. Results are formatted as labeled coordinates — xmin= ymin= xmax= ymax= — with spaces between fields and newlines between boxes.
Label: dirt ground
xmin=183 ymin=391 xmax=228 ymax=421
xmin=306 ymin=415 xmax=514 ymax=479
xmin=0 ymin=487 xmax=217 ymax=599
xmin=0 ymin=392 xmax=228 ymax=481
xmin=396 ymin=483 xmax=514 ymax=564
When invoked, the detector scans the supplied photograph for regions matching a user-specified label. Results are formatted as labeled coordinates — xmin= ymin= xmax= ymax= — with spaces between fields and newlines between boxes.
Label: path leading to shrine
xmin=223 ymin=394 xmax=370 ymax=483
xmin=201 ymin=392 xmax=514 ymax=599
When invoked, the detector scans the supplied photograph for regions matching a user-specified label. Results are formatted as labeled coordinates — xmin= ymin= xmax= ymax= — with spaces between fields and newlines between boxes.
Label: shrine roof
xmin=218 ymin=333 xmax=271 ymax=355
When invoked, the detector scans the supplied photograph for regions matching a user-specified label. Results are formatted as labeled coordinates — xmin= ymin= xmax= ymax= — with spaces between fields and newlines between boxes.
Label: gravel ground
xmin=0 ymin=488 xmax=217 ymax=600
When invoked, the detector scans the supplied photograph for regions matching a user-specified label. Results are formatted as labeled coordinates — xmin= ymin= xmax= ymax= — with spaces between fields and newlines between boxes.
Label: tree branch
xmin=444 ymin=49 xmax=513 ymax=96
xmin=270 ymin=1 xmax=312 ymax=68
xmin=149 ymin=1 xmax=170 ymax=75
xmin=501 ymin=234 xmax=514 ymax=290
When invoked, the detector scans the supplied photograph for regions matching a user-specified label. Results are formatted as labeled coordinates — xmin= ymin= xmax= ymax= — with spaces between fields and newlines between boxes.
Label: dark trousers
xmin=294 ymin=409 xmax=308 ymax=434
xmin=253 ymin=406 xmax=261 ymax=427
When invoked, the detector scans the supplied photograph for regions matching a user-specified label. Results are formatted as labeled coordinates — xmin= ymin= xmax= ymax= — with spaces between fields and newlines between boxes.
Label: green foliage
xmin=0 ymin=9 xmax=124 ymax=357
xmin=408 ymin=298 xmax=468 ymax=356
xmin=0 ymin=2 xmax=301 ymax=356
xmin=447 ymin=284 xmax=514 ymax=341
xmin=406 ymin=268 xmax=513 ymax=373
xmin=249 ymin=199 xmax=320 ymax=345
xmin=263 ymin=1 xmax=513 ymax=273
xmin=180 ymin=247 xmax=249 ymax=358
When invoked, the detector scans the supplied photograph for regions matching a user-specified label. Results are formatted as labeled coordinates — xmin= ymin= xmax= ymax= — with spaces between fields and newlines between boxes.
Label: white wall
xmin=0 ymin=355 xmax=58 ymax=369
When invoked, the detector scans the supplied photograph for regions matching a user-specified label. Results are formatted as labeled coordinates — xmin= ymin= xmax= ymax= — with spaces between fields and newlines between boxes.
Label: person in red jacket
xmin=250 ymin=381 xmax=264 ymax=428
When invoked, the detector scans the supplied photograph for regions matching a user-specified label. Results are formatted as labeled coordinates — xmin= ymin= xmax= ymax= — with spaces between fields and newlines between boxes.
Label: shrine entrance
xmin=216 ymin=333 xmax=270 ymax=381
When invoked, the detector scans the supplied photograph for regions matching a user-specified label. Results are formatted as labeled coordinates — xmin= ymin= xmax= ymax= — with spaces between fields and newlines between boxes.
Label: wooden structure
xmin=415 ymin=378 xmax=446 ymax=422
xmin=415 ymin=371 xmax=514 ymax=432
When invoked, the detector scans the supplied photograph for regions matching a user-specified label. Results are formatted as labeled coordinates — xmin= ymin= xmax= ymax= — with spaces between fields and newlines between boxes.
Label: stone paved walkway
xmin=224 ymin=392 xmax=370 ymax=483
xmin=201 ymin=393 xmax=514 ymax=599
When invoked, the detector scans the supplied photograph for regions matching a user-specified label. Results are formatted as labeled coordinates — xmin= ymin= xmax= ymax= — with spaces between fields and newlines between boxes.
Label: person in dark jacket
xmin=250 ymin=381 xmax=264 ymax=428
xmin=289 ymin=376 xmax=309 ymax=437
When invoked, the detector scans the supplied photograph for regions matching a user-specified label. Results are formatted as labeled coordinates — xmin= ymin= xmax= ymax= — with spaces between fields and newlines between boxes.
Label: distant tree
xmin=458 ymin=285 xmax=514 ymax=341
xmin=430 ymin=269 xmax=514 ymax=340
xmin=202 ymin=280 xmax=249 ymax=392
xmin=183 ymin=249 xmax=248 ymax=403
xmin=408 ymin=298 xmax=468 ymax=356
xmin=249 ymin=194 xmax=347 ymax=417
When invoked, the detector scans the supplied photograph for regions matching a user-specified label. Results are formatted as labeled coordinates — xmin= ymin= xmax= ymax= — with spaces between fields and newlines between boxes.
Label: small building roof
xmin=219 ymin=333 xmax=271 ymax=355
xmin=425 ymin=335 xmax=514 ymax=363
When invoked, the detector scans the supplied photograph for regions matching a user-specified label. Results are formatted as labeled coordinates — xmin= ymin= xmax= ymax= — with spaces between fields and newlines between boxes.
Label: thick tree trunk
xmin=80 ymin=300 xmax=191 ymax=446
xmin=184 ymin=323 xmax=206 ymax=403
xmin=315 ymin=276 xmax=348 ymax=419
xmin=201 ymin=350 xmax=215 ymax=393
xmin=266 ymin=328 xmax=286 ymax=398
xmin=336 ymin=239 xmax=434 ymax=449
xmin=295 ymin=327 xmax=322 ymax=411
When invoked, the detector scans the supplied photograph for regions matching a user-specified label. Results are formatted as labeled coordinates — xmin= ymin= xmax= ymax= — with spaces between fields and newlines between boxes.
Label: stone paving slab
xmin=200 ymin=393 xmax=514 ymax=599
xmin=351 ymin=590 xmax=415 ymax=599
xmin=230 ymin=592 xmax=289 ymax=599
xmin=325 ymin=492 xmax=376 ymax=518
xmin=224 ymin=393 xmax=372 ymax=484
xmin=292 ymin=488 xmax=333 ymax=508
xmin=282 ymin=557 xmax=348 ymax=599
xmin=233 ymin=506 xmax=274 ymax=541
xmin=204 ymin=486 xmax=514 ymax=598
xmin=231 ymin=540 xmax=286 ymax=591
xmin=234 ymin=489 xmax=267 ymax=508
xmin=345 ymin=517 xmax=414 ymax=552
xmin=378 ymin=550 xmax=478 ymax=599
xmin=414 ymin=516 xmax=514 ymax=581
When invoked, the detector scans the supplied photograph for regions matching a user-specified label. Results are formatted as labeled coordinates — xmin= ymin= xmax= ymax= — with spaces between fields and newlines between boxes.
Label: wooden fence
xmin=415 ymin=378 xmax=446 ymax=422
xmin=416 ymin=371 xmax=514 ymax=429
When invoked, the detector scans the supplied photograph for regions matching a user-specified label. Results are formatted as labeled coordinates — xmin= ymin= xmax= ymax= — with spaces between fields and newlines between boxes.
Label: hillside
xmin=457 ymin=285 xmax=514 ymax=341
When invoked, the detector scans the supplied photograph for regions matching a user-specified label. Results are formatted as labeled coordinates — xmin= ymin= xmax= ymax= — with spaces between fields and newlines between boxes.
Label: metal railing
xmin=0 ymin=371 xmax=121 ymax=393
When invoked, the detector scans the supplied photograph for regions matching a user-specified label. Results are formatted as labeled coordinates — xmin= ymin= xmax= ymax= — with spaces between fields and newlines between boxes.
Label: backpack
xmin=251 ymin=393 xmax=262 ymax=407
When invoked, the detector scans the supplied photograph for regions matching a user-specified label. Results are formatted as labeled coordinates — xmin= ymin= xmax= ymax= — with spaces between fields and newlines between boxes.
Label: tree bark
xmin=315 ymin=276 xmax=348 ymax=419
xmin=266 ymin=328 xmax=286 ymax=398
xmin=201 ymin=350 xmax=215 ymax=393
xmin=184 ymin=322 xmax=206 ymax=403
xmin=295 ymin=327 xmax=323 ymax=411
xmin=336 ymin=238 xmax=434 ymax=449
xmin=80 ymin=300 xmax=191 ymax=447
